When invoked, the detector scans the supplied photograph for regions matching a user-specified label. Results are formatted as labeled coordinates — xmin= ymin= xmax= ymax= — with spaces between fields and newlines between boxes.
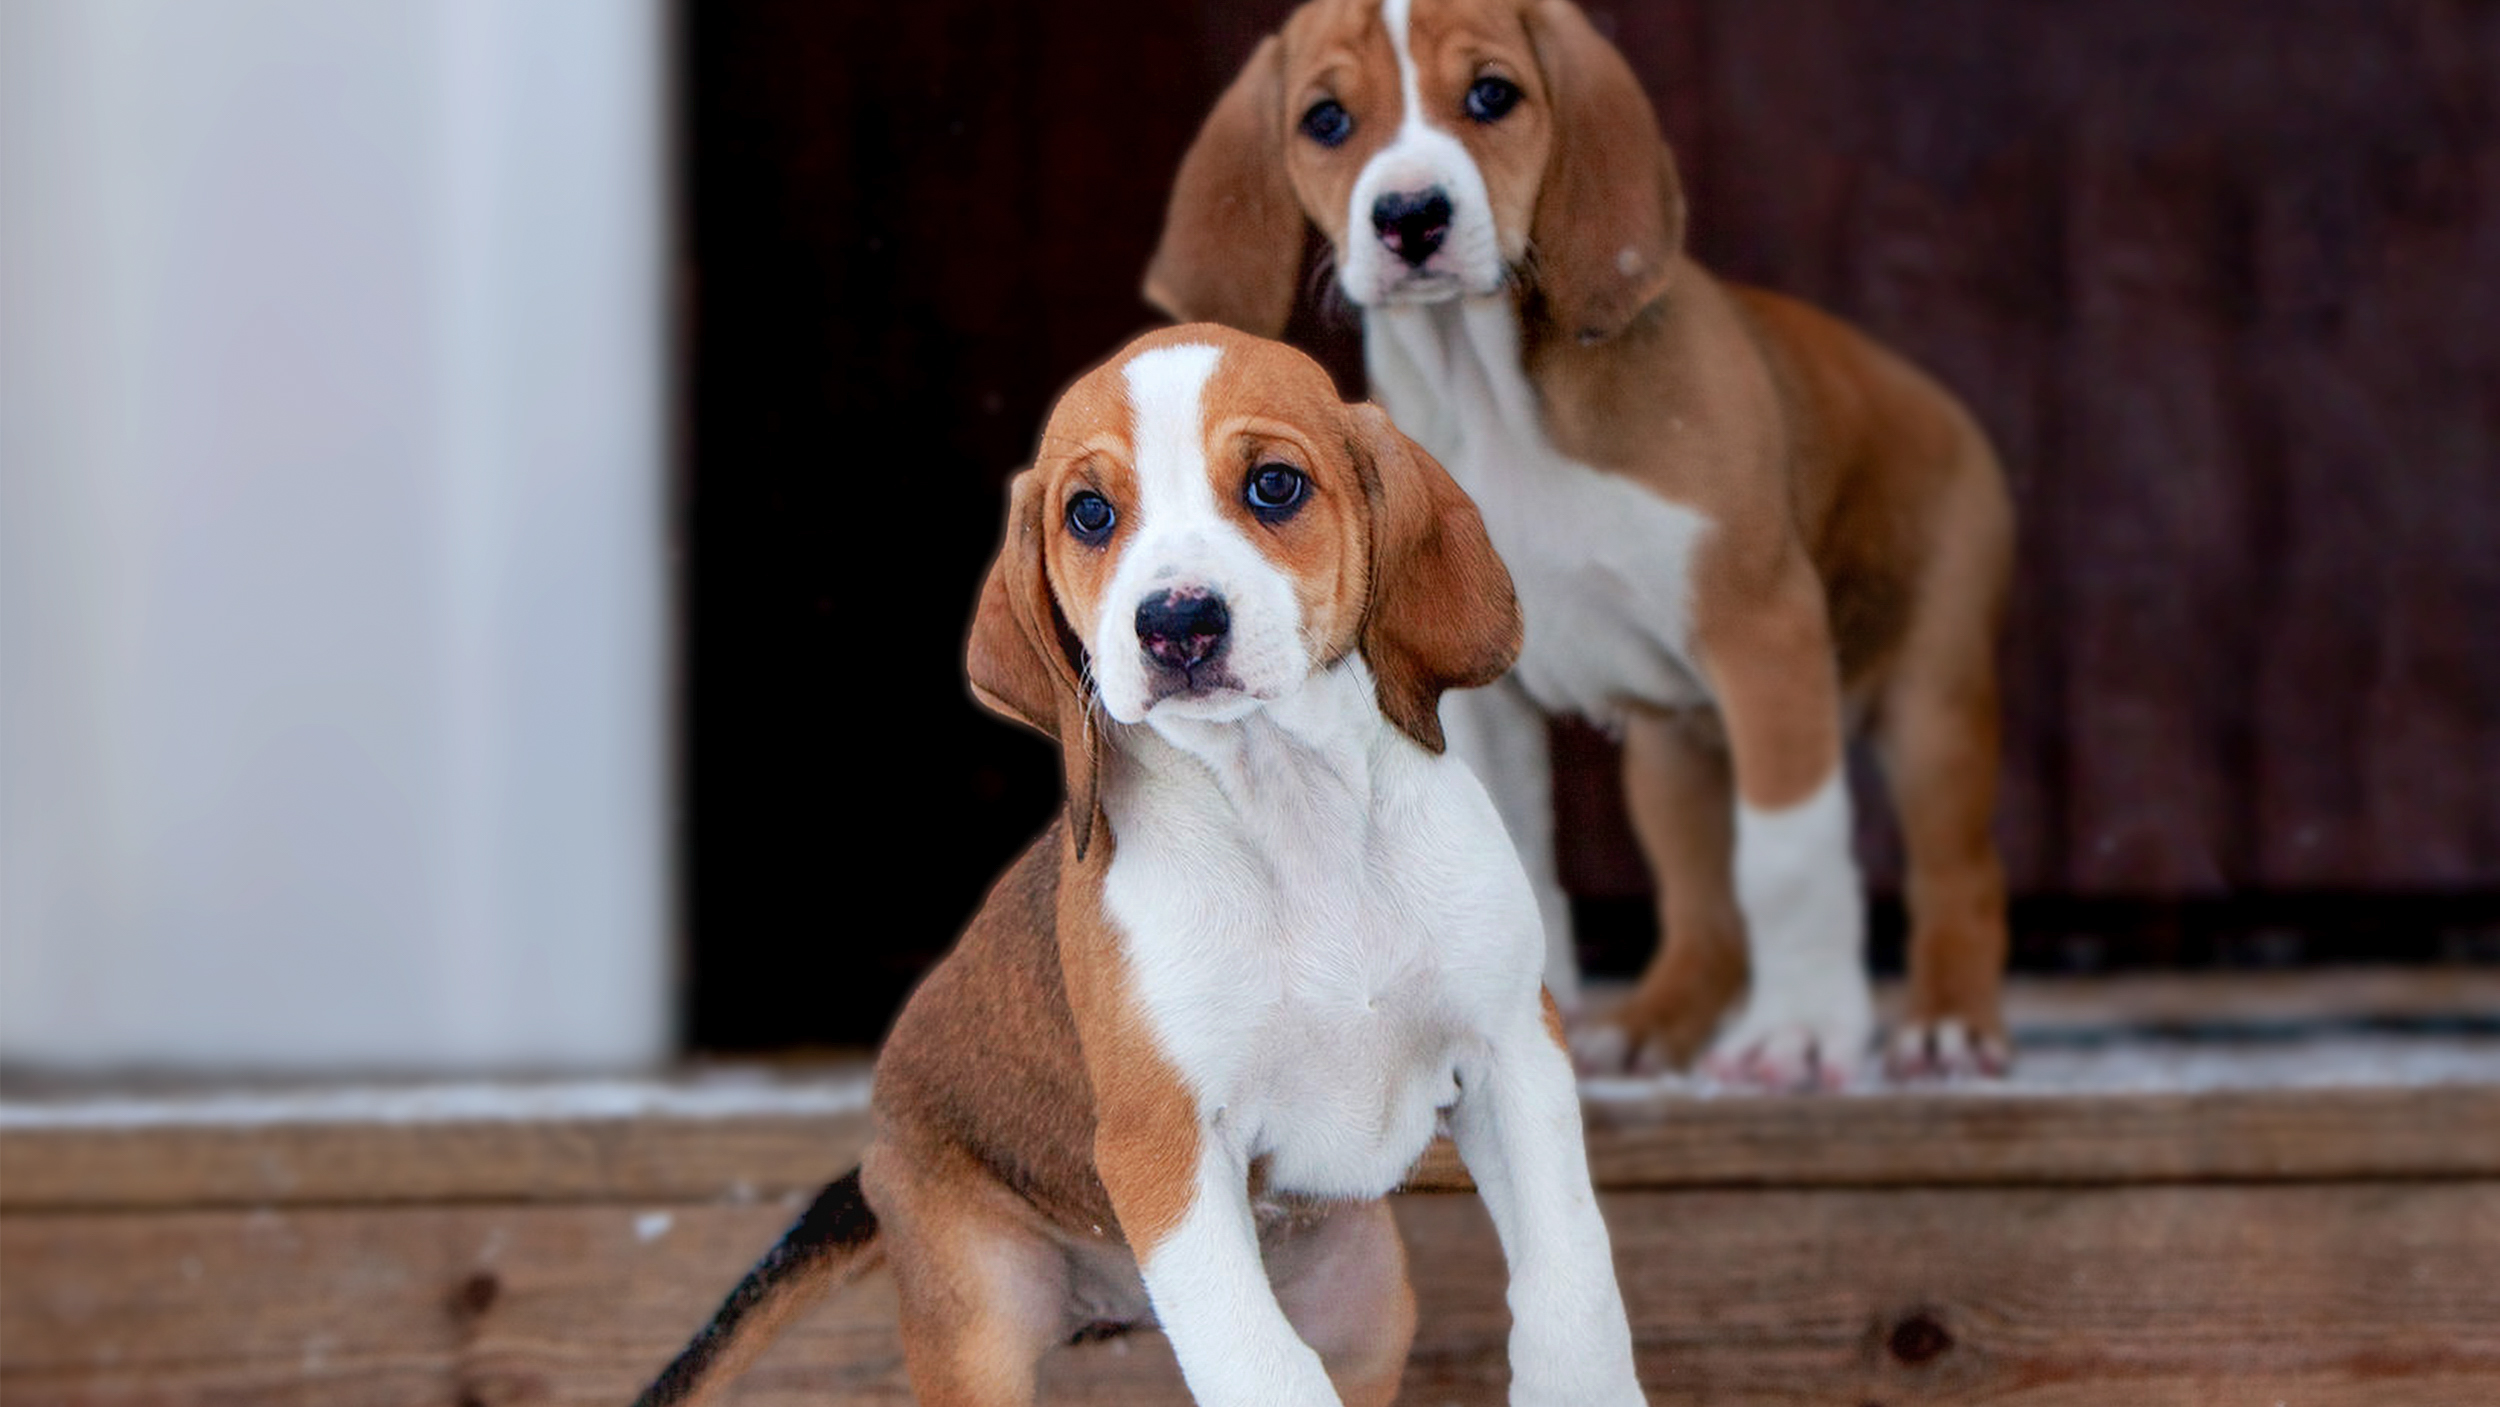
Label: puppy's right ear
xmin=1142 ymin=35 xmax=1304 ymax=337
xmin=967 ymin=468 xmax=1105 ymax=860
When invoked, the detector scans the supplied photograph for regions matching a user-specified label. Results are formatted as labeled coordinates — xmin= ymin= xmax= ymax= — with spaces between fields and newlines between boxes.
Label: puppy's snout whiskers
xmin=1077 ymin=655 xmax=1106 ymax=729
xmin=1306 ymin=247 xmax=1361 ymax=331
xmin=1507 ymin=245 xmax=1543 ymax=299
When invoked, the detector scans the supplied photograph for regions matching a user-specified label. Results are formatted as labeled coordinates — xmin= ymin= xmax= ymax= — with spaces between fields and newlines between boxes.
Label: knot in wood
xmin=450 ymin=1271 xmax=501 ymax=1319
xmin=1887 ymin=1310 xmax=1954 ymax=1365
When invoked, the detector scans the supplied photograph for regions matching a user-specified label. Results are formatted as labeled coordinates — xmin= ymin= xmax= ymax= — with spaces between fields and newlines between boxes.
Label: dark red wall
xmin=683 ymin=1 xmax=2500 ymax=1047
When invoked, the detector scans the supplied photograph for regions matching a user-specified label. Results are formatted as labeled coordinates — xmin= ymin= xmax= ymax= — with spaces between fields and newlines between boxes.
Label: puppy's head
xmin=1145 ymin=0 xmax=1686 ymax=347
xmin=967 ymin=325 xmax=1520 ymax=855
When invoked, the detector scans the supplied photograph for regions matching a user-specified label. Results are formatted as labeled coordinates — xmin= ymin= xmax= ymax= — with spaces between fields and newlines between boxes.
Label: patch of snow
xmin=0 ymin=1070 xmax=873 ymax=1130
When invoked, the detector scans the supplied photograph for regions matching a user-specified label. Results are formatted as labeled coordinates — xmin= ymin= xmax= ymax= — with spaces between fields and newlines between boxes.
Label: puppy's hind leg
xmin=1876 ymin=455 xmax=2014 ymax=1079
xmin=866 ymin=1145 xmax=1074 ymax=1407
xmin=1270 ymin=1200 xmax=1416 ymax=1407
xmin=1576 ymin=705 xmax=1748 ymax=1073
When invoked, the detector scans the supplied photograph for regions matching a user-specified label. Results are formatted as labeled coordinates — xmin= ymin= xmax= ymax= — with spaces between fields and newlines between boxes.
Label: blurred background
xmin=2 ymin=0 xmax=668 ymax=1070
xmin=3 ymin=0 xmax=2496 ymax=1075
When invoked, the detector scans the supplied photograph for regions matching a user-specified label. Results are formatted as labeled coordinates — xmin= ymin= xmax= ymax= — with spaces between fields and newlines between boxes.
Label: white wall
xmin=0 ymin=0 xmax=669 ymax=1071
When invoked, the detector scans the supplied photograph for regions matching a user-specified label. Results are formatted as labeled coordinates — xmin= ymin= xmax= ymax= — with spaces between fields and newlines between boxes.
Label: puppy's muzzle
xmin=1135 ymin=588 xmax=1231 ymax=679
xmin=1372 ymin=188 xmax=1452 ymax=268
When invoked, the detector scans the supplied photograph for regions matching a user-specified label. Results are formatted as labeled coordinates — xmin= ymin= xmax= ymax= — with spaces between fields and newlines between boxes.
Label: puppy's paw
xmin=1566 ymin=999 xmax=1710 ymax=1076
xmin=1515 ymin=1384 xmax=1648 ymax=1407
xmin=1510 ymin=1348 xmax=1648 ymax=1407
xmin=1567 ymin=951 xmax=1746 ymax=1076
xmin=1702 ymin=979 xmax=1874 ymax=1092
xmin=1886 ymin=1017 xmax=2013 ymax=1080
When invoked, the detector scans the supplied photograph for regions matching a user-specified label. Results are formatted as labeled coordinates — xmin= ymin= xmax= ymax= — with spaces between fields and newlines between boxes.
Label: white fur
xmin=1147 ymin=1150 xmax=1342 ymax=1407
xmin=1337 ymin=0 xmax=1509 ymax=307
xmin=1447 ymin=1005 xmax=1644 ymax=1407
xmin=1366 ymin=297 xmax=1715 ymax=1009
xmin=1101 ymin=653 xmax=1643 ymax=1403
xmin=1439 ymin=676 xmax=1578 ymax=1006
xmin=1093 ymin=343 xmax=1309 ymax=725
xmin=1371 ymin=300 xmax=1713 ymax=725
xmin=1713 ymin=770 xmax=1873 ymax=1081
xmin=1345 ymin=71 xmax=1874 ymax=1076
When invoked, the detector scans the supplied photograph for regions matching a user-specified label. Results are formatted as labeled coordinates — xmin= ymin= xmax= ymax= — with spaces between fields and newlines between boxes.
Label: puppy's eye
xmin=1300 ymin=99 xmax=1353 ymax=148
xmin=1066 ymin=491 xmax=1117 ymax=544
xmin=1244 ymin=463 xmax=1307 ymax=520
xmin=1464 ymin=76 xmax=1522 ymax=124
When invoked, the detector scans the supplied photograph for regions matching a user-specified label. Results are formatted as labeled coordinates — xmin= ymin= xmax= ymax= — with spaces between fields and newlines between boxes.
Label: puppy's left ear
xmin=1142 ymin=35 xmax=1305 ymax=337
xmin=1351 ymin=404 xmax=1522 ymax=752
xmin=966 ymin=468 xmax=1105 ymax=859
xmin=1525 ymin=0 xmax=1686 ymax=344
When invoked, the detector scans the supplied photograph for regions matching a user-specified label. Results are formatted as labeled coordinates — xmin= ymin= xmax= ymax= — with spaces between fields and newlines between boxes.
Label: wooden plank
xmin=5 ymin=1183 xmax=2495 ymax=1405
xmin=1409 ymin=1081 xmax=2500 ymax=1192
xmin=1397 ymin=1183 xmax=2500 ymax=1407
xmin=0 ymin=1109 xmax=873 ymax=1214
xmin=1968 ymin=966 xmax=2500 ymax=1032
xmin=12 ymin=1054 xmax=2498 ymax=1211
xmin=6 ymin=977 xmax=2495 ymax=1212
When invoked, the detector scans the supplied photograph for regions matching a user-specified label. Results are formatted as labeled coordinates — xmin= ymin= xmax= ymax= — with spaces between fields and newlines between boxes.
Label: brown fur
xmin=1143 ymin=0 xmax=2016 ymax=1070
xmin=640 ymin=327 xmax=1517 ymax=1405
xmin=1349 ymin=402 xmax=1523 ymax=751
xmin=1009 ymin=324 xmax=1517 ymax=761
xmin=1055 ymin=870 xmax=1203 ymax=1257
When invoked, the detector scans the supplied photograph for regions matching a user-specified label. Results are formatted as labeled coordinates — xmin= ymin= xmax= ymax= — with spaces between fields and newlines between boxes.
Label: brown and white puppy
xmin=636 ymin=324 xmax=1649 ymax=1407
xmin=1144 ymin=0 xmax=2017 ymax=1085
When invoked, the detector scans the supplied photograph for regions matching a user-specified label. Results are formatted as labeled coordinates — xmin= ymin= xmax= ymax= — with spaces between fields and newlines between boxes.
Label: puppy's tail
xmin=632 ymin=1168 xmax=882 ymax=1407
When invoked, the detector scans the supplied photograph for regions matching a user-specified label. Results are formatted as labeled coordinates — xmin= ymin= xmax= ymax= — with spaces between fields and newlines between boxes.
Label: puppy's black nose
xmin=1371 ymin=188 xmax=1452 ymax=267
xmin=1135 ymin=590 xmax=1230 ymax=672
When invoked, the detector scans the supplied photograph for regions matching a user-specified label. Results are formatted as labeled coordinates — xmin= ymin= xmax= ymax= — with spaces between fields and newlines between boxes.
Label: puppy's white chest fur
xmin=1101 ymin=663 xmax=1541 ymax=1201
xmin=1368 ymin=299 xmax=1714 ymax=726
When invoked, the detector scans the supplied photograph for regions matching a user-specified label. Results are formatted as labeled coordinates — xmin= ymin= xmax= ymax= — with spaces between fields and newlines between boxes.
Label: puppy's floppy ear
xmin=966 ymin=467 xmax=1104 ymax=860
xmin=1351 ymin=404 xmax=1522 ymax=752
xmin=1142 ymin=36 xmax=1304 ymax=337
xmin=1525 ymin=0 xmax=1687 ymax=345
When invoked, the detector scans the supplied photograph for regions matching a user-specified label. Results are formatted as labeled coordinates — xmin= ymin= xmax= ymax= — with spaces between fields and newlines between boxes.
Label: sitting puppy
xmin=1144 ymin=0 xmax=2017 ymax=1084
xmin=637 ymin=325 xmax=1648 ymax=1407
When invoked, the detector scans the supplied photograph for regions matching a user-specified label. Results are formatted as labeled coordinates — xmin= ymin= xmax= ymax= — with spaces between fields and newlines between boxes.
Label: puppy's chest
xmin=1101 ymin=750 xmax=1511 ymax=1198
xmin=1371 ymin=307 xmax=1717 ymax=724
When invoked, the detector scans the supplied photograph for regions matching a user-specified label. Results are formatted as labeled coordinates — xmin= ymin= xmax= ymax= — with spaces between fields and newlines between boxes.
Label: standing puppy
xmin=637 ymin=325 xmax=1648 ymax=1407
xmin=1145 ymin=0 xmax=2016 ymax=1084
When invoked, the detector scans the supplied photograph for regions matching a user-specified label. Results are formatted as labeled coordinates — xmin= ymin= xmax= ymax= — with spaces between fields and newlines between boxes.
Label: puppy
xmin=1144 ymin=0 xmax=2017 ymax=1085
xmin=637 ymin=324 xmax=1648 ymax=1407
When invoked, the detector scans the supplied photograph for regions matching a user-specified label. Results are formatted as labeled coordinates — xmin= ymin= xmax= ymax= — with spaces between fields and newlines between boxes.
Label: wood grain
xmin=7 ymin=975 xmax=2496 ymax=1403
xmin=12 ymin=1067 xmax=2496 ymax=1212
xmin=5 ymin=1185 xmax=2494 ymax=1406
xmin=0 ymin=1110 xmax=874 ymax=1215
xmin=1406 ymin=1081 xmax=2500 ymax=1192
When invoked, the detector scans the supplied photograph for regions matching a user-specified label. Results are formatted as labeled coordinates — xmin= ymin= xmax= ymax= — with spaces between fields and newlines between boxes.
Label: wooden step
xmin=5 ymin=970 xmax=2498 ymax=1405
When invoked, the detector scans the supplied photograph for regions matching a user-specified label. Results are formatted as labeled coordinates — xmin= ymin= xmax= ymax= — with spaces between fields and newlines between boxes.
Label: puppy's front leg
xmin=1450 ymin=999 xmax=1647 ymax=1407
xmin=1098 ymin=1114 xmax=1343 ymax=1407
xmin=1694 ymin=559 xmax=1874 ymax=1087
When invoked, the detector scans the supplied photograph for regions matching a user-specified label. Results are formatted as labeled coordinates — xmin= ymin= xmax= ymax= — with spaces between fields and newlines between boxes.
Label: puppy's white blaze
xmin=1123 ymin=343 xmax=1225 ymax=527
xmin=1095 ymin=343 xmax=1309 ymax=727
xmin=1383 ymin=0 xmax=1422 ymax=125
xmin=1720 ymin=768 xmax=1875 ymax=1064
xmin=1340 ymin=0 xmax=1506 ymax=305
